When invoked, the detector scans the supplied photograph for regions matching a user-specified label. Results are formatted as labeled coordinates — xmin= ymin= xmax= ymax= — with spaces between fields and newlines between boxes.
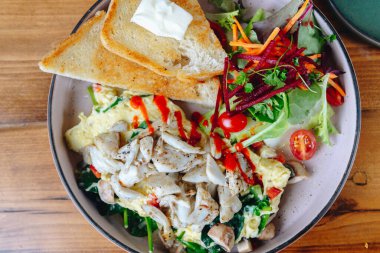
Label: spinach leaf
xmin=225 ymin=212 xmax=245 ymax=239
xmin=206 ymin=10 xmax=239 ymax=30
xmin=297 ymin=12 xmax=325 ymax=55
xmin=177 ymin=232 xmax=208 ymax=253
xmin=258 ymin=214 xmax=270 ymax=233
xmin=77 ymin=164 xmax=99 ymax=194
xmin=287 ymin=84 xmax=322 ymax=125
xmin=127 ymin=209 xmax=158 ymax=237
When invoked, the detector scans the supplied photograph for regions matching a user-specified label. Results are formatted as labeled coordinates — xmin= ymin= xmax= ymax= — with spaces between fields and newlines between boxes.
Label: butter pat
xmin=131 ymin=0 xmax=193 ymax=40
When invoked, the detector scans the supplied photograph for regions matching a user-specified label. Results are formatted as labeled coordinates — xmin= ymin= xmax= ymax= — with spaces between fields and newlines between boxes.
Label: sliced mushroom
xmin=139 ymin=136 xmax=154 ymax=162
xmin=94 ymin=132 xmax=120 ymax=157
xmin=110 ymin=174 xmax=143 ymax=200
xmin=258 ymin=223 xmax=275 ymax=241
xmin=206 ymin=154 xmax=226 ymax=186
xmin=109 ymin=120 xmax=128 ymax=133
xmin=258 ymin=145 xmax=277 ymax=159
xmin=218 ymin=186 xmax=242 ymax=223
xmin=115 ymin=139 xmax=140 ymax=168
xmin=286 ymin=161 xmax=309 ymax=184
xmin=161 ymin=132 xmax=204 ymax=154
xmin=97 ymin=180 xmax=115 ymax=204
xmin=231 ymin=239 xmax=253 ymax=253
xmin=88 ymin=146 xmax=124 ymax=174
xmin=118 ymin=165 xmax=144 ymax=187
xmin=207 ymin=224 xmax=235 ymax=252
xmin=182 ymin=163 xmax=209 ymax=183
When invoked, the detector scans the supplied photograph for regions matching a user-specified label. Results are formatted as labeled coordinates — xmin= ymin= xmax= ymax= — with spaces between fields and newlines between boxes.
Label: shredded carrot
xmin=308 ymin=54 xmax=321 ymax=60
xmin=244 ymin=27 xmax=280 ymax=55
xmin=298 ymin=84 xmax=308 ymax=90
xmin=329 ymin=73 xmax=338 ymax=79
xmin=232 ymin=24 xmax=238 ymax=51
xmin=283 ymin=0 xmax=310 ymax=33
xmin=229 ymin=41 xmax=263 ymax=48
xmin=233 ymin=17 xmax=251 ymax=43
xmin=304 ymin=62 xmax=316 ymax=72
xmin=328 ymin=78 xmax=346 ymax=96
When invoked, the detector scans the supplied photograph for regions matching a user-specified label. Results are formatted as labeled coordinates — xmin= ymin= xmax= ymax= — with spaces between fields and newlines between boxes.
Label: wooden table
xmin=0 ymin=0 xmax=379 ymax=252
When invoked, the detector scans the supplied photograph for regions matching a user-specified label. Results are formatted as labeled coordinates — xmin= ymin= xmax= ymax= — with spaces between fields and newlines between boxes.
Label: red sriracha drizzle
xmin=89 ymin=165 xmax=101 ymax=179
xmin=174 ymin=111 xmax=188 ymax=141
xmin=267 ymin=187 xmax=282 ymax=200
xmin=130 ymin=96 xmax=154 ymax=134
xmin=211 ymin=132 xmax=224 ymax=154
xmin=147 ymin=193 xmax=159 ymax=208
xmin=132 ymin=115 xmax=139 ymax=129
xmin=153 ymin=95 xmax=170 ymax=123
xmin=223 ymin=151 xmax=259 ymax=185
xmin=188 ymin=112 xmax=202 ymax=146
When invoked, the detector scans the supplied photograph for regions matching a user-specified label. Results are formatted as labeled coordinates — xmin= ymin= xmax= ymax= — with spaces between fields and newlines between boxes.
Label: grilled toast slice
xmin=101 ymin=0 xmax=227 ymax=80
xmin=39 ymin=11 xmax=218 ymax=106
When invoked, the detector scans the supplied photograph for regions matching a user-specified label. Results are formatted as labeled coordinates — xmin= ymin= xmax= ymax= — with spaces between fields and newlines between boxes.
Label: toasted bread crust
xmin=39 ymin=11 xmax=218 ymax=106
xmin=101 ymin=0 xmax=177 ymax=77
xmin=100 ymin=0 xmax=226 ymax=81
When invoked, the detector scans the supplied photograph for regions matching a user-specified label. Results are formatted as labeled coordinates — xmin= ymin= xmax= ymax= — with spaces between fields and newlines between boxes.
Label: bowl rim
xmin=47 ymin=1 xmax=361 ymax=252
xmin=328 ymin=0 xmax=380 ymax=48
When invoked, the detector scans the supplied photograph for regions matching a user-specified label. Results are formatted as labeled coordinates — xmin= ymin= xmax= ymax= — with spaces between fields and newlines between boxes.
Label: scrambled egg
xmin=65 ymin=90 xmax=190 ymax=152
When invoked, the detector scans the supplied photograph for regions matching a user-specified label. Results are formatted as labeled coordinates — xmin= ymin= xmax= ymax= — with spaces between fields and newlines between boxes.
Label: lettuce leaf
xmin=288 ymin=84 xmax=322 ymax=124
xmin=308 ymin=75 xmax=338 ymax=144
xmin=297 ymin=12 xmax=325 ymax=55
xmin=206 ymin=10 xmax=239 ymax=30
xmin=238 ymin=93 xmax=289 ymax=148
xmin=208 ymin=0 xmax=237 ymax=12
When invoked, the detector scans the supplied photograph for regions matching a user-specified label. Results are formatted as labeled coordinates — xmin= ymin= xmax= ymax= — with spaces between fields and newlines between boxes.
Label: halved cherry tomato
xmin=289 ymin=129 xmax=317 ymax=161
xmin=218 ymin=112 xmax=248 ymax=133
xmin=89 ymin=165 xmax=101 ymax=178
xmin=326 ymin=86 xmax=344 ymax=106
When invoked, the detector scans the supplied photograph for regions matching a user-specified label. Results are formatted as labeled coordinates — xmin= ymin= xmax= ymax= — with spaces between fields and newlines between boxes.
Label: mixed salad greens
xmin=206 ymin=0 xmax=345 ymax=160
xmin=72 ymin=0 xmax=346 ymax=252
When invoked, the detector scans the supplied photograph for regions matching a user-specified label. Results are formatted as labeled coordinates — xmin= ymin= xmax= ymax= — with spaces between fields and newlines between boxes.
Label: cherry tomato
xmin=218 ymin=112 xmax=248 ymax=133
xmin=289 ymin=129 xmax=317 ymax=161
xmin=326 ymin=86 xmax=344 ymax=106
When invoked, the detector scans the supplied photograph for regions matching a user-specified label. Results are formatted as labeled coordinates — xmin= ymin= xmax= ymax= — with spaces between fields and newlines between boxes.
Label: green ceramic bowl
xmin=329 ymin=0 xmax=380 ymax=47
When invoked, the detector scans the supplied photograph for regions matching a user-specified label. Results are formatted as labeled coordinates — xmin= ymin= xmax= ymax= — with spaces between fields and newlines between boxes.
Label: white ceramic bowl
xmin=47 ymin=0 xmax=361 ymax=252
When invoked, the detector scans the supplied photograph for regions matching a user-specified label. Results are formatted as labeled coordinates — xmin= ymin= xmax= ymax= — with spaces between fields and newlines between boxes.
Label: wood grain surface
xmin=0 ymin=0 xmax=379 ymax=252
